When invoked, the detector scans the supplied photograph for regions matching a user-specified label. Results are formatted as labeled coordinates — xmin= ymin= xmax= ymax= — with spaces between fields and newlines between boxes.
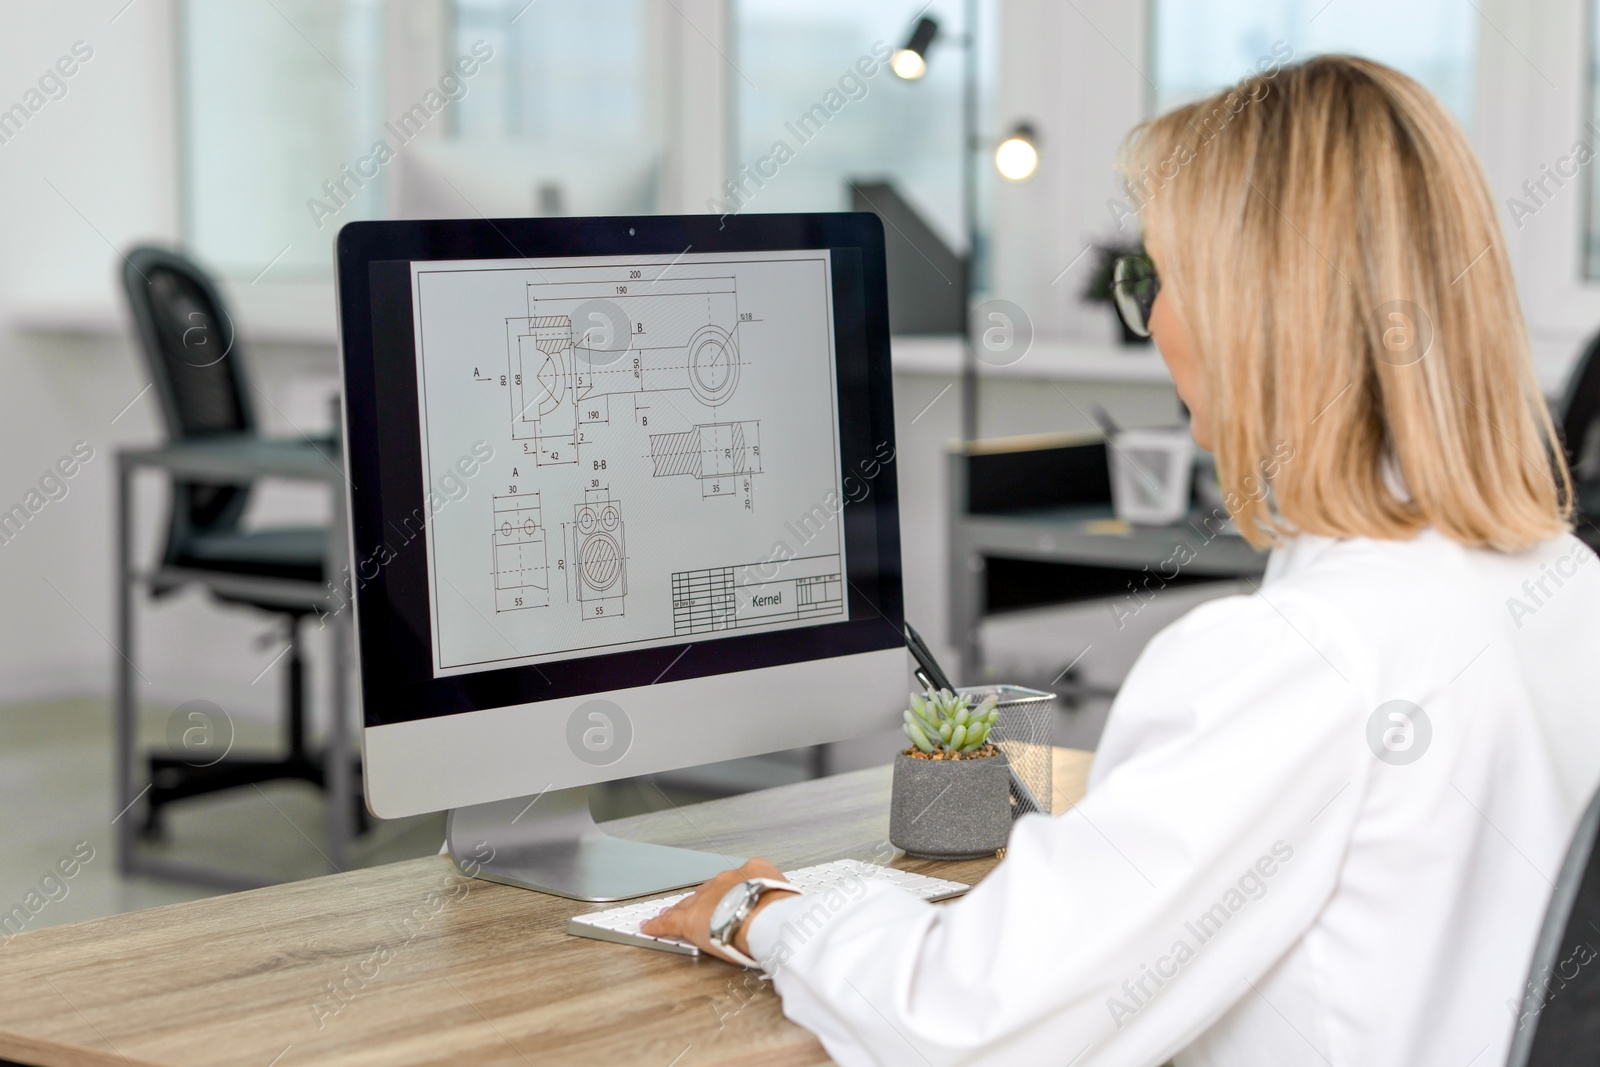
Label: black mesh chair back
xmin=121 ymin=246 xmax=255 ymax=550
xmin=1505 ymin=782 xmax=1600 ymax=1065
xmin=1560 ymin=331 xmax=1600 ymax=480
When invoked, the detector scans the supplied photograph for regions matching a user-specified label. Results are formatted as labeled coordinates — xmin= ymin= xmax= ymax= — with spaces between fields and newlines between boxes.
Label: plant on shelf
xmin=902 ymin=689 xmax=1000 ymax=759
xmin=890 ymin=688 xmax=1012 ymax=860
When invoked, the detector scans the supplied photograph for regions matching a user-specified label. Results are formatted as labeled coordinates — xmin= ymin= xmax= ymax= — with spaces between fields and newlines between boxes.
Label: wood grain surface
xmin=0 ymin=749 xmax=1092 ymax=1067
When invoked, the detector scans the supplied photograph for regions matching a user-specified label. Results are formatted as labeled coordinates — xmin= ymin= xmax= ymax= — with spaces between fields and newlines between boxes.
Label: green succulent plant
xmin=902 ymin=689 xmax=1000 ymax=756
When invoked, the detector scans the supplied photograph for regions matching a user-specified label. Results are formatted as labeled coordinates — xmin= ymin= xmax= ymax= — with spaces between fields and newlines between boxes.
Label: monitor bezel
xmin=335 ymin=213 xmax=904 ymax=731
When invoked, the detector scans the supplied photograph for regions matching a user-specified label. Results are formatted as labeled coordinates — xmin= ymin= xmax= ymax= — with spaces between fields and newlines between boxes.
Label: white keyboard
xmin=566 ymin=859 xmax=969 ymax=958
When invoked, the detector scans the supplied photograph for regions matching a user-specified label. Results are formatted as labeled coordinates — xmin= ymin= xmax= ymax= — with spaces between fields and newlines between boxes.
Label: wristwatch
xmin=707 ymin=876 xmax=801 ymax=969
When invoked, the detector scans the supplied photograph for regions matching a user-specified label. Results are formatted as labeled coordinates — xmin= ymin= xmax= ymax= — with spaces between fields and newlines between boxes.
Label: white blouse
xmin=748 ymin=529 xmax=1600 ymax=1066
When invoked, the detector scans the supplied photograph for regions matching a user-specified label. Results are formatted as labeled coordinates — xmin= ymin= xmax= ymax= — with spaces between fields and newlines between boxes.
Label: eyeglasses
xmin=1112 ymin=255 xmax=1160 ymax=339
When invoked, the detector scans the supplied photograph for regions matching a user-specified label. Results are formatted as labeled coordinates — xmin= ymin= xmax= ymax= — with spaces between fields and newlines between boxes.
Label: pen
xmin=905 ymin=622 xmax=956 ymax=694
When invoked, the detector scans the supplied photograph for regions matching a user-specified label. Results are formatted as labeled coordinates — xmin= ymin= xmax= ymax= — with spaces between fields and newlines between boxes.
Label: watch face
xmin=709 ymin=882 xmax=752 ymax=934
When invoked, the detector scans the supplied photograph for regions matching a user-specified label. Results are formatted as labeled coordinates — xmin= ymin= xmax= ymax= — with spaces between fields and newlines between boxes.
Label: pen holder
xmin=958 ymin=685 xmax=1055 ymax=818
xmin=1108 ymin=428 xmax=1195 ymax=525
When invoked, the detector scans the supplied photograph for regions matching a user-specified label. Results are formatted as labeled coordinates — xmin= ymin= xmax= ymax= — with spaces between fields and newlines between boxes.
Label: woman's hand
xmin=640 ymin=858 xmax=798 ymax=965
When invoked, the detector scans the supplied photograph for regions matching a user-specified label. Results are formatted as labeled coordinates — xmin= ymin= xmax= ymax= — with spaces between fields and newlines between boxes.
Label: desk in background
xmin=0 ymin=750 xmax=1092 ymax=1067
xmin=948 ymin=435 xmax=1266 ymax=684
xmin=114 ymin=437 xmax=354 ymax=887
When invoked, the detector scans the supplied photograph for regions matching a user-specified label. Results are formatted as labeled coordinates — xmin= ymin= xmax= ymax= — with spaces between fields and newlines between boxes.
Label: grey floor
xmin=0 ymin=697 xmax=449 ymax=932
xmin=0 ymin=580 xmax=1238 ymax=935
xmin=0 ymin=696 xmax=756 ymax=930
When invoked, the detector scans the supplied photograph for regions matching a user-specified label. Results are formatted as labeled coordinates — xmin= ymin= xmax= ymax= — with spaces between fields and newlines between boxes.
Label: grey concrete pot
xmin=889 ymin=751 xmax=1011 ymax=860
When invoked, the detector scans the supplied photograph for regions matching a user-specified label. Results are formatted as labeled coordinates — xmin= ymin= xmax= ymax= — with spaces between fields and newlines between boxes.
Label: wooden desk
xmin=0 ymin=750 xmax=1092 ymax=1067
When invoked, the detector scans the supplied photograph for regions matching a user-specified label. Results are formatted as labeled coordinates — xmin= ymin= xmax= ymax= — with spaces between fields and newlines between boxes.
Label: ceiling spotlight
xmin=994 ymin=123 xmax=1039 ymax=181
xmin=891 ymin=48 xmax=927 ymax=80
xmin=892 ymin=16 xmax=940 ymax=80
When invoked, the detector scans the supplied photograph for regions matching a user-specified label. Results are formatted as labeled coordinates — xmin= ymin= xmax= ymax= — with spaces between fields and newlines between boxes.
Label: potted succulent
xmin=1081 ymin=239 xmax=1152 ymax=345
xmin=889 ymin=690 xmax=1011 ymax=860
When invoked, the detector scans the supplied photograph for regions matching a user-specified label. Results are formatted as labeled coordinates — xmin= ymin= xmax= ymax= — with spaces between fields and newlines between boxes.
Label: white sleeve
xmin=747 ymin=591 xmax=1373 ymax=1067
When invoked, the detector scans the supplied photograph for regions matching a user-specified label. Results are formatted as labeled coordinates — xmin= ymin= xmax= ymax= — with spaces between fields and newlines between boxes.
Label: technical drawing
xmin=683 ymin=324 xmax=740 ymax=406
xmin=649 ymin=420 xmax=762 ymax=498
xmin=573 ymin=488 xmax=627 ymax=620
xmin=492 ymin=491 xmax=550 ymax=612
xmin=415 ymin=251 xmax=857 ymax=674
xmin=670 ymin=554 xmax=844 ymax=637
xmin=504 ymin=273 xmax=748 ymax=467
xmin=506 ymin=316 xmax=581 ymax=466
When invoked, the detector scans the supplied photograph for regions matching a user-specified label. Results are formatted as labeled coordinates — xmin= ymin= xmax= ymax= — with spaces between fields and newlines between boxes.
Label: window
xmin=181 ymin=1 xmax=659 ymax=281
xmin=181 ymin=0 xmax=385 ymax=280
xmin=1151 ymin=0 xmax=1477 ymax=127
xmin=444 ymin=0 xmax=659 ymax=219
xmin=732 ymin=0 xmax=996 ymax=278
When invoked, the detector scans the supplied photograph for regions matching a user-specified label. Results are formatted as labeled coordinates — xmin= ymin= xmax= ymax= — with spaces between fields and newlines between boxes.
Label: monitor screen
xmin=336 ymin=214 xmax=902 ymax=730
xmin=410 ymin=249 xmax=850 ymax=676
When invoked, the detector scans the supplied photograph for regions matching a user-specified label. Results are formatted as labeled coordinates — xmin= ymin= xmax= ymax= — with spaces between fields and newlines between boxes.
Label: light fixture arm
xmin=892 ymin=3 xmax=1007 ymax=443
xmin=960 ymin=0 xmax=979 ymax=443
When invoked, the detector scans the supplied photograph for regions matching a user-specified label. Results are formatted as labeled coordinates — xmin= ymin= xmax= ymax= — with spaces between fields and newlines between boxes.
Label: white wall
xmin=0 ymin=0 xmax=735 ymax=727
xmin=0 ymin=1 xmax=178 ymax=309
xmin=0 ymin=0 xmax=349 ymax=723
xmin=0 ymin=0 xmax=179 ymax=700
xmin=1474 ymin=0 xmax=1600 ymax=377
xmin=990 ymin=0 xmax=1148 ymax=344
xmin=651 ymin=0 xmax=733 ymax=215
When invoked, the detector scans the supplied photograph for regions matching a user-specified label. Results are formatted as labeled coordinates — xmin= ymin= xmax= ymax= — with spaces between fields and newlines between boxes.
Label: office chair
xmin=1559 ymin=331 xmax=1600 ymax=552
xmin=1504 ymin=782 xmax=1600 ymax=1065
xmin=120 ymin=245 xmax=360 ymax=838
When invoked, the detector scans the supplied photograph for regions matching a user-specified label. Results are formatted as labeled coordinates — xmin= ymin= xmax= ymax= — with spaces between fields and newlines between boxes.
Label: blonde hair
xmin=1120 ymin=54 xmax=1570 ymax=551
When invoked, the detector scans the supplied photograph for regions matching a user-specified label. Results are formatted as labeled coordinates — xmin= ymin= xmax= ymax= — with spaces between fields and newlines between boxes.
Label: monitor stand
xmin=444 ymin=786 xmax=745 ymax=902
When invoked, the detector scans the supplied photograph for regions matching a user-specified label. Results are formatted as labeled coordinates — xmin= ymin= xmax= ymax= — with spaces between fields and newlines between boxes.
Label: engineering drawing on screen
xmin=412 ymin=251 xmax=850 ymax=675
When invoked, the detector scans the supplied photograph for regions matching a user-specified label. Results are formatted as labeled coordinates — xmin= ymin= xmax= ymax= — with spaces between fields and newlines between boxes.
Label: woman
xmin=645 ymin=55 xmax=1600 ymax=1065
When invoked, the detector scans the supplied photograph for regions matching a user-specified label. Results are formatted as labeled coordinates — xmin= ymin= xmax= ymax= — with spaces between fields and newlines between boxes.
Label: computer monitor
xmin=335 ymin=213 xmax=907 ymax=899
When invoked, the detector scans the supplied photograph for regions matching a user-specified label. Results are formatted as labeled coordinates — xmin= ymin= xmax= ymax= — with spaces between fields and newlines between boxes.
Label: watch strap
xmin=713 ymin=942 xmax=763 ymax=970
xmin=709 ymin=877 xmax=801 ymax=968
